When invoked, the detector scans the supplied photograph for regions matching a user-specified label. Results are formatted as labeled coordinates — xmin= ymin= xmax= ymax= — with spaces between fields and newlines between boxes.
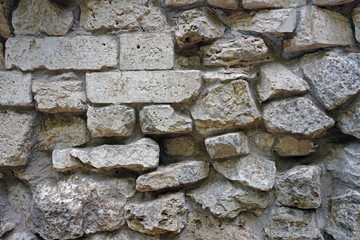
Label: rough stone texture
xmin=70 ymin=138 xmax=159 ymax=171
xmin=87 ymin=105 xmax=135 ymax=138
xmin=336 ymin=97 xmax=360 ymax=139
xmin=163 ymin=136 xmax=196 ymax=157
xmin=314 ymin=0 xmax=356 ymax=6
xmin=86 ymin=71 xmax=201 ymax=104
xmin=205 ymin=132 xmax=249 ymax=160
xmin=207 ymin=0 xmax=239 ymax=9
xmin=87 ymin=228 xmax=160 ymax=240
xmin=0 ymin=4 xmax=11 ymax=39
xmin=283 ymin=6 xmax=354 ymax=54
xmin=191 ymin=80 xmax=261 ymax=136
xmin=263 ymin=97 xmax=335 ymax=138
xmin=202 ymin=67 xmax=256 ymax=83
xmin=273 ymin=135 xmax=314 ymax=157
xmin=124 ymin=192 xmax=188 ymax=235
xmin=213 ymin=154 xmax=276 ymax=191
xmin=140 ymin=105 xmax=192 ymax=135
xmin=257 ymin=63 xmax=309 ymax=102
xmin=27 ymin=173 xmax=136 ymax=240
xmin=175 ymin=7 xmax=225 ymax=49
xmin=52 ymin=148 xmax=82 ymax=172
xmin=12 ymin=0 xmax=73 ymax=36
xmin=6 ymin=231 xmax=38 ymax=240
xmin=0 ymin=71 xmax=32 ymax=107
xmin=354 ymin=4 xmax=360 ymax=42
xmin=300 ymin=52 xmax=360 ymax=110
xmin=0 ymin=222 xmax=15 ymax=237
xmin=254 ymin=132 xmax=275 ymax=152
xmin=165 ymin=0 xmax=204 ymax=7
xmin=120 ymin=33 xmax=174 ymax=70
xmin=242 ymin=0 xmax=306 ymax=9
xmin=5 ymin=36 xmax=118 ymax=71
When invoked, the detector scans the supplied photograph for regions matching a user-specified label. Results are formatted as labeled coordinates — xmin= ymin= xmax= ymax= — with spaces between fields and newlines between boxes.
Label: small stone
xmin=253 ymin=132 xmax=275 ymax=151
xmin=202 ymin=67 xmax=256 ymax=83
xmin=163 ymin=136 xmax=196 ymax=157
xmin=7 ymin=231 xmax=38 ymax=240
xmin=87 ymin=228 xmax=160 ymax=240
xmin=0 ymin=5 xmax=11 ymax=39
xmin=207 ymin=0 xmax=239 ymax=9
xmin=205 ymin=132 xmax=249 ymax=160
xmin=314 ymin=0 xmax=355 ymax=6
xmin=0 ymin=71 xmax=32 ymax=107
xmin=336 ymin=97 xmax=360 ymax=139
xmin=124 ymin=192 xmax=188 ymax=235
xmin=242 ymin=0 xmax=306 ymax=9
xmin=52 ymin=148 xmax=82 ymax=172
xmin=87 ymin=105 xmax=135 ymax=138
xmin=273 ymin=135 xmax=314 ymax=157
xmin=0 ymin=222 xmax=15 ymax=237
xmin=165 ymin=0 xmax=204 ymax=7
xmin=263 ymin=97 xmax=335 ymax=138
xmin=140 ymin=105 xmax=192 ymax=135
xmin=213 ymin=154 xmax=276 ymax=191
xmin=354 ymin=4 xmax=360 ymax=42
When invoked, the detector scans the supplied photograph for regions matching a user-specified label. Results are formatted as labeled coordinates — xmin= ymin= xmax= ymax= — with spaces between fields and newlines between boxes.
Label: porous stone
xmin=354 ymin=4 xmax=360 ymax=42
xmin=0 ymin=222 xmax=15 ymax=237
xmin=163 ymin=136 xmax=196 ymax=157
xmin=165 ymin=0 xmax=204 ymax=7
xmin=336 ymin=97 xmax=360 ymax=139
xmin=124 ymin=192 xmax=188 ymax=235
xmin=70 ymin=138 xmax=159 ymax=171
xmin=242 ymin=0 xmax=306 ymax=9
xmin=0 ymin=71 xmax=32 ymax=107
xmin=276 ymin=165 xmax=322 ymax=209
xmin=140 ymin=105 xmax=192 ymax=135
xmin=52 ymin=148 xmax=82 ymax=172
xmin=205 ymin=132 xmax=249 ymax=160
xmin=253 ymin=132 xmax=274 ymax=151
xmin=191 ymin=80 xmax=261 ymax=136
xmin=273 ymin=135 xmax=314 ymax=157
xmin=86 ymin=71 xmax=201 ymax=104
xmin=202 ymin=67 xmax=256 ymax=83
xmin=207 ymin=0 xmax=239 ymax=9
xmin=87 ymin=228 xmax=160 ymax=240
xmin=263 ymin=97 xmax=335 ymax=138
xmin=314 ymin=0 xmax=356 ymax=6
xmin=213 ymin=154 xmax=276 ymax=191
xmin=0 ymin=5 xmax=11 ymax=39
xmin=5 ymin=36 xmax=118 ymax=71
xmin=87 ymin=105 xmax=136 ymax=138
xmin=12 ymin=0 xmax=73 ymax=36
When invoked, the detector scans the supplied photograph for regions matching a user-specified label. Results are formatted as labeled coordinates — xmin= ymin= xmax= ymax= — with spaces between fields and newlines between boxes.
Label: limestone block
xmin=0 ymin=5 xmax=11 ymax=39
xmin=52 ymin=148 xmax=82 ymax=172
xmin=202 ymin=67 xmax=256 ymax=83
xmin=0 ymin=71 xmax=32 ymax=107
xmin=165 ymin=0 xmax=204 ymax=7
xmin=207 ymin=0 xmax=239 ymax=9
xmin=88 ymin=228 xmax=160 ymax=240
xmin=163 ymin=136 xmax=196 ymax=157
xmin=354 ymin=4 xmax=360 ymax=42
xmin=336 ymin=97 xmax=360 ymax=139
xmin=314 ymin=0 xmax=356 ymax=6
xmin=273 ymin=135 xmax=314 ymax=157
xmin=242 ymin=0 xmax=306 ymax=9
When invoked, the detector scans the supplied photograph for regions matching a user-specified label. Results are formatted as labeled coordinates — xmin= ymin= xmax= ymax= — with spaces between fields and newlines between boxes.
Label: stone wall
xmin=0 ymin=0 xmax=360 ymax=239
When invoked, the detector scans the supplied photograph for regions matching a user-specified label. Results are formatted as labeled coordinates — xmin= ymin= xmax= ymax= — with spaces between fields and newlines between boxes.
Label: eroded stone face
xmin=242 ymin=0 xmax=306 ymax=9
xmin=87 ymin=228 xmax=160 ymax=240
xmin=314 ymin=0 xmax=356 ymax=6
xmin=273 ymin=135 xmax=314 ymax=157
xmin=336 ymin=97 xmax=360 ymax=139
xmin=52 ymin=148 xmax=82 ymax=172
xmin=163 ymin=136 xmax=196 ymax=157
xmin=0 ymin=4 xmax=11 ymax=39
xmin=0 ymin=71 xmax=32 ymax=107
xmin=354 ymin=4 xmax=360 ymax=42
xmin=165 ymin=0 xmax=204 ymax=7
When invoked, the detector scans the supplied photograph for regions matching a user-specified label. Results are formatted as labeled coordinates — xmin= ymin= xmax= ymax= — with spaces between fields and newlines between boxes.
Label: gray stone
xmin=0 ymin=71 xmax=32 ymax=107
xmin=336 ymin=97 xmax=360 ymax=139
xmin=165 ymin=0 xmax=204 ymax=7
xmin=87 ymin=228 xmax=160 ymax=240
xmin=0 ymin=222 xmax=15 ymax=237
xmin=242 ymin=0 xmax=306 ymax=9
xmin=207 ymin=0 xmax=239 ymax=9
xmin=52 ymin=148 xmax=82 ymax=172
xmin=314 ymin=0 xmax=356 ymax=6
xmin=0 ymin=4 xmax=11 ymax=39
xmin=354 ymin=4 xmax=360 ymax=42
xmin=202 ymin=67 xmax=256 ymax=83
xmin=253 ymin=131 xmax=274 ymax=152
xmin=7 ymin=231 xmax=39 ymax=240
xmin=273 ymin=135 xmax=314 ymax=157
xmin=163 ymin=136 xmax=196 ymax=157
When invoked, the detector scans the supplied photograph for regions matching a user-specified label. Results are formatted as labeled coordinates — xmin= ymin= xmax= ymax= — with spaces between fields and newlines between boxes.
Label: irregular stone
xmin=87 ymin=228 xmax=160 ymax=240
xmin=87 ymin=105 xmax=135 ymax=138
xmin=207 ymin=0 xmax=239 ymax=9
xmin=0 ymin=5 xmax=11 ymax=39
xmin=257 ymin=63 xmax=309 ymax=102
xmin=52 ymin=148 xmax=82 ymax=172
xmin=163 ymin=136 xmax=196 ymax=157
xmin=7 ymin=181 xmax=32 ymax=215
xmin=0 ymin=71 xmax=32 ymax=107
xmin=213 ymin=154 xmax=276 ymax=191
xmin=273 ymin=135 xmax=314 ymax=157
xmin=283 ymin=6 xmax=354 ymax=54
xmin=263 ymin=97 xmax=335 ymax=138
xmin=124 ymin=192 xmax=188 ymax=235
xmin=354 ymin=4 xmax=360 ymax=42
xmin=336 ymin=97 xmax=360 ymax=139
xmin=205 ymin=132 xmax=249 ymax=160
xmin=300 ymin=52 xmax=360 ymax=110
xmin=242 ymin=0 xmax=306 ymax=9
xmin=177 ymin=55 xmax=201 ymax=67
xmin=191 ymin=80 xmax=261 ymax=136
xmin=165 ymin=0 xmax=204 ymax=7
xmin=70 ymin=138 xmax=159 ymax=171
xmin=86 ymin=71 xmax=201 ymax=104
xmin=265 ymin=207 xmax=324 ymax=240
xmin=253 ymin=132 xmax=274 ymax=152
xmin=7 ymin=231 xmax=38 ymax=240
xmin=314 ymin=0 xmax=355 ymax=6
xmin=12 ymin=0 xmax=73 ymax=36
xmin=202 ymin=67 xmax=256 ymax=83
xmin=120 ymin=33 xmax=174 ymax=70
xmin=5 ymin=36 xmax=118 ymax=71
xmin=175 ymin=7 xmax=225 ymax=49
xmin=0 ymin=222 xmax=15 ymax=237
xmin=28 ymin=173 xmax=136 ymax=240
xmin=0 ymin=42 xmax=4 ymax=69
xmin=139 ymin=105 xmax=192 ymax=135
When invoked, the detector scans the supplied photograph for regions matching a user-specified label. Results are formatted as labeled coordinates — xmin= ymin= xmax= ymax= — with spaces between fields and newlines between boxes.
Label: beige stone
xmin=0 ymin=5 xmax=11 ymax=38
xmin=354 ymin=4 xmax=360 ymax=42
xmin=242 ymin=0 xmax=306 ymax=9
xmin=163 ymin=136 xmax=196 ymax=157
xmin=254 ymin=132 xmax=274 ymax=151
xmin=88 ymin=228 xmax=160 ymax=240
xmin=52 ymin=148 xmax=82 ymax=172
xmin=202 ymin=67 xmax=256 ymax=83
xmin=314 ymin=0 xmax=356 ymax=6
xmin=0 ymin=71 xmax=32 ymax=107
xmin=165 ymin=0 xmax=204 ymax=7
xmin=207 ymin=0 xmax=239 ymax=9
xmin=273 ymin=135 xmax=314 ymax=157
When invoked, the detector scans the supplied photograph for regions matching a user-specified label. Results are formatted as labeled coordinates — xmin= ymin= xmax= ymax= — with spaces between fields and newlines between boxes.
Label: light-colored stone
xmin=314 ymin=0 xmax=356 ymax=6
xmin=70 ymin=138 xmax=159 ymax=171
xmin=205 ymin=132 xmax=249 ymax=160
xmin=354 ymin=4 xmax=360 ymax=42
xmin=283 ymin=6 xmax=354 ymax=54
xmin=165 ymin=0 xmax=204 ymax=7
xmin=163 ymin=136 xmax=196 ymax=157
xmin=86 ymin=71 xmax=201 ymax=104
xmin=5 ymin=36 xmax=118 ymax=71
xmin=0 ymin=5 xmax=11 ymax=39
xmin=336 ymin=97 xmax=360 ymax=139
xmin=213 ymin=154 xmax=276 ymax=191
xmin=0 ymin=71 xmax=32 ymax=107
xmin=254 ymin=132 xmax=274 ymax=151
xmin=207 ymin=0 xmax=239 ymax=9
xmin=87 ymin=105 xmax=135 ymax=138
xmin=12 ymin=0 xmax=73 ymax=36
xmin=273 ymin=135 xmax=314 ymax=157
xmin=124 ymin=192 xmax=188 ymax=235
xmin=87 ymin=228 xmax=160 ymax=240
xmin=140 ymin=105 xmax=192 ymax=135
xmin=242 ymin=0 xmax=306 ymax=9
xmin=120 ymin=33 xmax=174 ymax=70
xmin=202 ymin=67 xmax=256 ymax=83
xmin=263 ymin=97 xmax=335 ymax=138
xmin=7 ymin=231 xmax=38 ymax=240
xmin=52 ymin=148 xmax=82 ymax=172
xmin=191 ymin=80 xmax=261 ymax=136
xmin=0 ymin=222 xmax=15 ymax=237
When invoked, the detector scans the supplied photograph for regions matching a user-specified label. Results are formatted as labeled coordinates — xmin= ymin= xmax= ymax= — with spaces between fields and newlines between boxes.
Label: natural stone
xmin=12 ymin=0 xmax=73 ymax=36
xmin=52 ymin=148 xmax=82 ymax=172
xmin=263 ymin=97 xmax=335 ymax=138
xmin=140 ymin=105 xmax=192 ymax=135
xmin=124 ymin=192 xmax=188 ymax=235
xmin=205 ymin=132 xmax=249 ymax=160
xmin=5 ymin=36 xmax=118 ymax=71
xmin=0 ymin=5 xmax=11 ymax=39
xmin=336 ymin=97 xmax=360 ymax=139
xmin=87 ymin=105 xmax=136 ymax=138
xmin=253 ymin=132 xmax=274 ymax=151
xmin=213 ymin=154 xmax=276 ymax=191
xmin=165 ymin=0 xmax=204 ymax=7
xmin=0 ymin=71 xmax=32 ymax=107
xmin=191 ymin=80 xmax=261 ymax=136
xmin=207 ymin=0 xmax=239 ymax=9
xmin=86 ymin=71 xmax=201 ymax=104
xmin=202 ymin=67 xmax=256 ymax=83
xmin=314 ymin=0 xmax=356 ymax=6
xmin=242 ymin=0 xmax=306 ymax=9
xmin=7 ymin=231 xmax=38 ymax=240
xmin=273 ymin=135 xmax=314 ymax=157
xmin=0 ymin=42 xmax=4 ymax=69
xmin=163 ymin=136 xmax=196 ymax=157
xmin=87 ymin=228 xmax=160 ymax=240
xmin=354 ymin=4 xmax=360 ymax=42
xmin=0 ymin=222 xmax=15 ymax=237
xmin=70 ymin=138 xmax=159 ymax=171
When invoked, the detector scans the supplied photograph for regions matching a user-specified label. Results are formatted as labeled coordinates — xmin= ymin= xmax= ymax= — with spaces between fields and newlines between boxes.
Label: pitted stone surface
xmin=207 ymin=0 xmax=239 ymax=9
xmin=163 ymin=136 xmax=196 ymax=157
xmin=88 ymin=228 xmax=160 ymax=240
xmin=336 ymin=97 xmax=360 ymax=139
xmin=165 ymin=0 xmax=204 ymax=7
xmin=273 ymin=135 xmax=314 ymax=157
xmin=354 ymin=4 xmax=360 ymax=42
xmin=242 ymin=0 xmax=306 ymax=9
xmin=0 ymin=5 xmax=11 ymax=39
xmin=202 ymin=67 xmax=256 ymax=83
xmin=0 ymin=71 xmax=32 ymax=107
xmin=52 ymin=148 xmax=82 ymax=172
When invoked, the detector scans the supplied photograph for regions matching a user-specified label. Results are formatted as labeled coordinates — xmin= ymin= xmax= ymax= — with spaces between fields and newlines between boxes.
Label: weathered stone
xmin=263 ymin=97 xmax=335 ymax=138
xmin=163 ymin=136 xmax=196 ymax=157
xmin=191 ymin=80 xmax=261 ymax=136
xmin=28 ymin=173 xmax=136 ymax=240
xmin=5 ymin=36 xmax=118 ymax=71
xmin=140 ymin=105 xmax=192 ymax=135
xmin=12 ymin=0 xmax=73 ymax=36
xmin=273 ymin=135 xmax=314 ymax=157
xmin=0 ymin=5 xmax=11 ymax=39
xmin=213 ymin=154 xmax=276 ymax=191
xmin=86 ymin=71 xmax=201 ymax=104
xmin=205 ymin=132 xmax=249 ymax=160
xmin=242 ymin=0 xmax=306 ymax=9
xmin=175 ymin=7 xmax=225 ymax=49
xmin=265 ymin=207 xmax=324 ymax=240
xmin=314 ymin=0 xmax=356 ymax=6
xmin=124 ymin=192 xmax=188 ymax=235
xmin=120 ymin=33 xmax=174 ymax=70
xmin=87 ymin=105 xmax=135 ymax=138
xmin=0 ymin=42 xmax=4 ymax=69
xmin=207 ymin=0 xmax=239 ymax=9
xmin=300 ymin=52 xmax=360 ymax=110
xmin=283 ymin=6 xmax=354 ymax=54
xmin=0 ymin=71 xmax=32 ymax=107
xmin=7 ymin=231 xmax=38 ymax=240
xmin=0 ymin=222 xmax=15 ymax=237
xmin=336 ymin=97 xmax=360 ymax=139
xmin=165 ymin=0 xmax=204 ymax=7
xmin=70 ymin=138 xmax=159 ymax=171
xmin=257 ymin=63 xmax=309 ymax=102
xmin=87 ymin=228 xmax=160 ymax=240
xmin=354 ymin=4 xmax=360 ymax=42
xmin=276 ymin=165 xmax=322 ymax=209
xmin=177 ymin=55 xmax=202 ymax=67
xmin=52 ymin=148 xmax=82 ymax=172
xmin=202 ymin=67 xmax=256 ymax=83
xmin=253 ymin=132 xmax=274 ymax=151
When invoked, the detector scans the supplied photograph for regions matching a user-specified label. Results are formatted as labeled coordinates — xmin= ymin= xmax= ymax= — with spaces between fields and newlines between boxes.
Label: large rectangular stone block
xmin=0 ymin=71 xmax=32 ymax=107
